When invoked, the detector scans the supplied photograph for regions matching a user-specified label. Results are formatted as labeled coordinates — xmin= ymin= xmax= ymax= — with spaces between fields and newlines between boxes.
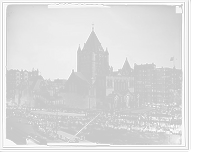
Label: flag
xmin=170 ymin=57 xmax=174 ymax=61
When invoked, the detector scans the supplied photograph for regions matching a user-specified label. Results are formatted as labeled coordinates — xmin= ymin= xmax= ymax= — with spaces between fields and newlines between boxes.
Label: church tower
xmin=77 ymin=25 xmax=109 ymax=83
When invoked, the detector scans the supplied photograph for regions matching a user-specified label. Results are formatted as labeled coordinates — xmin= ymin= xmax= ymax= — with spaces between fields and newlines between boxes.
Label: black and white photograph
xmin=0 ymin=1 xmax=190 ymax=151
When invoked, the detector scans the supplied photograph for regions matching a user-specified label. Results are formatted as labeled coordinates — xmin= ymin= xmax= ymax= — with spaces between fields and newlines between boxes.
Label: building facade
xmin=134 ymin=64 xmax=182 ymax=105
xmin=15 ymin=76 xmax=64 ymax=108
xmin=6 ymin=69 xmax=38 ymax=101
xmin=65 ymin=28 xmax=141 ymax=111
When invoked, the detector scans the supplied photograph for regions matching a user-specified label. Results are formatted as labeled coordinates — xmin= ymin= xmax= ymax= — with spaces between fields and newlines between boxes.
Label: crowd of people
xmin=6 ymin=104 xmax=182 ymax=134
xmin=143 ymin=106 xmax=182 ymax=120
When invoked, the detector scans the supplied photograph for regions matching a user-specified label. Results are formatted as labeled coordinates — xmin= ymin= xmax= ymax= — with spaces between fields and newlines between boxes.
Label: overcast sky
xmin=6 ymin=4 xmax=182 ymax=80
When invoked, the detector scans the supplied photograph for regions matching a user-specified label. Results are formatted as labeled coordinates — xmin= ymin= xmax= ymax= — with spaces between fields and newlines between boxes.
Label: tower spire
xmin=92 ymin=23 xmax=94 ymax=31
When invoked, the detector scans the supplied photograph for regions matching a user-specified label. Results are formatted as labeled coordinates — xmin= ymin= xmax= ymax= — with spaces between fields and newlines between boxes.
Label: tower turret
xmin=105 ymin=48 xmax=109 ymax=64
xmin=77 ymin=44 xmax=82 ymax=72
xmin=77 ymin=25 xmax=110 ymax=81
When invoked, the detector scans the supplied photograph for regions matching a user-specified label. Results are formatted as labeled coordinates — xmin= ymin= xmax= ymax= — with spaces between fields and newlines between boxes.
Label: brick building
xmin=134 ymin=64 xmax=182 ymax=105
xmin=6 ymin=69 xmax=39 ymax=100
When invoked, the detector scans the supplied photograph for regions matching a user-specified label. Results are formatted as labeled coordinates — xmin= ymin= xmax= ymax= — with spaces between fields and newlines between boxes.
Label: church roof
xmin=73 ymin=72 xmax=91 ymax=85
xmin=82 ymin=28 xmax=104 ymax=52
xmin=122 ymin=58 xmax=132 ymax=71
xmin=121 ymin=59 xmax=131 ymax=75
xmin=77 ymin=44 xmax=81 ymax=52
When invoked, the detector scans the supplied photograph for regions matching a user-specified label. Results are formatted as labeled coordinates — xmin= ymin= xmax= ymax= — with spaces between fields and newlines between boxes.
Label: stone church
xmin=65 ymin=26 xmax=135 ymax=109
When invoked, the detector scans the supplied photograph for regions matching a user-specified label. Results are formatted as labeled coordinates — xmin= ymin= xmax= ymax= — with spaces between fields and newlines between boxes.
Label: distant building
xmin=134 ymin=64 xmax=182 ymax=105
xmin=15 ymin=76 xmax=64 ymax=108
xmin=51 ymin=79 xmax=67 ymax=94
xmin=6 ymin=69 xmax=39 ymax=100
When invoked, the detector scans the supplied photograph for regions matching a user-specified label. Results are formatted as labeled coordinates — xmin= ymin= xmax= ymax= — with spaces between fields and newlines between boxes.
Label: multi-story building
xmin=134 ymin=64 xmax=182 ymax=105
xmin=65 ymin=28 xmax=141 ymax=111
xmin=15 ymin=76 xmax=64 ymax=108
xmin=6 ymin=69 xmax=38 ymax=100
xmin=50 ymin=79 xmax=67 ymax=94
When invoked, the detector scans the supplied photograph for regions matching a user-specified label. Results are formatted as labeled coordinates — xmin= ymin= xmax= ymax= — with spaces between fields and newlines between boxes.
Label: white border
xmin=0 ymin=0 xmax=189 ymax=150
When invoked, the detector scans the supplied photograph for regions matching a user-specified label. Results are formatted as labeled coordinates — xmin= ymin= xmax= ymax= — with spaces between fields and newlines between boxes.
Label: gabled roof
xmin=77 ymin=44 xmax=81 ymax=52
xmin=122 ymin=58 xmax=132 ymax=71
xmin=73 ymin=72 xmax=91 ymax=85
xmin=82 ymin=30 xmax=104 ymax=52
xmin=121 ymin=59 xmax=131 ymax=75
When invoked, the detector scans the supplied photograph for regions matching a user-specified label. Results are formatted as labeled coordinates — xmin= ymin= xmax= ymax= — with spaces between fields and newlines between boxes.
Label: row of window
xmin=10 ymin=73 xmax=30 ymax=77
xmin=80 ymin=55 xmax=103 ymax=62
xmin=144 ymin=94 xmax=171 ymax=98
xmin=98 ymin=79 xmax=134 ymax=87
xmin=135 ymin=84 xmax=181 ymax=90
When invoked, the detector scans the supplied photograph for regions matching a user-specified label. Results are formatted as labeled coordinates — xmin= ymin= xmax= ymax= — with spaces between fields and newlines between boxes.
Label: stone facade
xmin=65 ymin=31 xmax=141 ymax=111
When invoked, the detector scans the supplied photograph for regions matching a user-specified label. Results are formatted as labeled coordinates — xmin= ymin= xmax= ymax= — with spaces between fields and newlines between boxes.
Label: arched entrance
xmin=115 ymin=98 xmax=119 ymax=109
xmin=136 ymin=96 xmax=140 ymax=107
xmin=126 ymin=96 xmax=131 ymax=108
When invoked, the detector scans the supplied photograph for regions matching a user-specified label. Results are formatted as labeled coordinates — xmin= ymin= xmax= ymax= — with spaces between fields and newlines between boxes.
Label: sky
xmin=6 ymin=4 xmax=182 ymax=80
